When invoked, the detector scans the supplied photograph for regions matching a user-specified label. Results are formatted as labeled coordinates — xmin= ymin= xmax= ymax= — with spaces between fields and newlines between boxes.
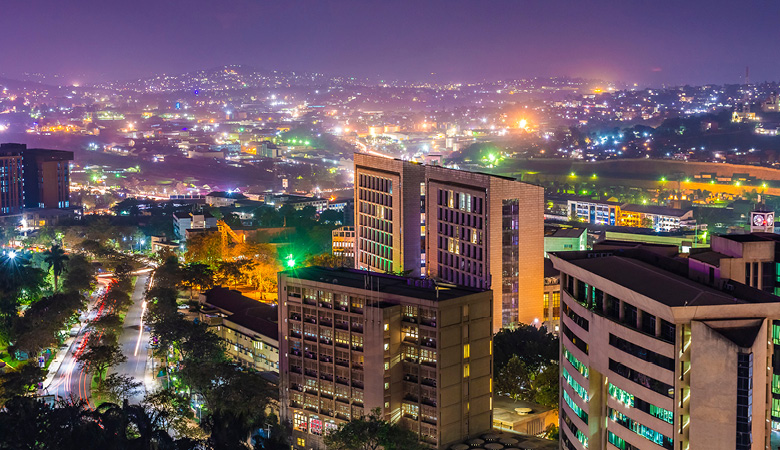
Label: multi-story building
xmin=278 ymin=266 xmax=493 ymax=450
xmin=354 ymin=153 xmax=544 ymax=331
xmin=544 ymin=226 xmax=587 ymax=257
xmin=690 ymin=233 xmax=780 ymax=295
xmin=551 ymin=246 xmax=780 ymax=450
xmin=619 ymin=204 xmax=695 ymax=232
xmin=198 ymin=287 xmax=279 ymax=374
xmin=173 ymin=211 xmax=217 ymax=240
xmin=568 ymin=199 xmax=621 ymax=226
xmin=19 ymin=147 xmax=73 ymax=209
xmin=331 ymin=226 xmax=355 ymax=259
xmin=543 ymin=259 xmax=560 ymax=332
xmin=0 ymin=145 xmax=24 ymax=216
xmin=0 ymin=143 xmax=72 ymax=214
xmin=567 ymin=198 xmax=694 ymax=232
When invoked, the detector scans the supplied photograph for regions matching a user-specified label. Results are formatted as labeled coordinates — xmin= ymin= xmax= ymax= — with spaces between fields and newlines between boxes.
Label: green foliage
xmin=62 ymin=253 xmax=97 ymax=294
xmin=95 ymin=373 xmax=142 ymax=404
xmin=493 ymin=323 xmax=559 ymax=408
xmin=76 ymin=336 xmax=126 ymax=388
xmin=0 ymin=363 xmax=45 ymax=402
xmin=493 ymin=323 xmax=558 ymax=373
xmin=43 ymin=244 xmax=69 ymax=292
xmin=12 ymin=292 xmax=84 ymax=356
xmin=323 ymin=408 xmax=425 ymax=450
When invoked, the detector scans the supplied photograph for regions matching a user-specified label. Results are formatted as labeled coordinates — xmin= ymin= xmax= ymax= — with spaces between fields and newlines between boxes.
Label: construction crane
xmin=217 ymin=219 xmax=245 ymax=258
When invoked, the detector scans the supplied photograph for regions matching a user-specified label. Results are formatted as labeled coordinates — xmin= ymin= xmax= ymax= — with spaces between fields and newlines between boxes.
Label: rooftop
xmin=551 ymin=249 xmax=780 ymax=307
xmin=282 ymin=266 xmax=487 ymax=302
xmin=201 ymin=287 xmax=278 ymax=339
xmin=545 ymin=227 xmax=586 ymax=238
xmin=620 ymin=203 xmax=692 ymax=216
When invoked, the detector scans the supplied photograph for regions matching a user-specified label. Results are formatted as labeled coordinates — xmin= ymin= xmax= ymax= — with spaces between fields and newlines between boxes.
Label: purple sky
xmin=2 ymin=0 xmax=779 ymax=86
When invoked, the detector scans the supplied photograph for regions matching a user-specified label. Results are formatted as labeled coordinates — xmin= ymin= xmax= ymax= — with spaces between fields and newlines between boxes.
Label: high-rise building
xmin=0 ymin=143 xmax=73 ymax=211
xmin=354 ymin=153 xmax=544 ymax=331
xmin=0 ymin=146 xmax=24 ymax=216
xmin=551 ymin=246 xmax=780 ymax=450
xmin=278 ymin=266 xmax=493 ymax=450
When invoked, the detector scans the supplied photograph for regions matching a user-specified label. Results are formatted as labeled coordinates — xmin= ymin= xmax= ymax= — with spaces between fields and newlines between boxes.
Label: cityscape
xmin=2 ymin=1 xmax=780 ymax=450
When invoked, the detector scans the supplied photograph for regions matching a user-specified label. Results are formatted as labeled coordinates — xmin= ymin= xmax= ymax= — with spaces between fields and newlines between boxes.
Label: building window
xmin=463 ymin=364 xmax=470 ymax=378
xmin=463 ymin=344 xmax=470 ymax=359
xmin=736 ymin=352 xmax=753 ymax=450
xmin=297 ymin=437 xmax=305 ymax=447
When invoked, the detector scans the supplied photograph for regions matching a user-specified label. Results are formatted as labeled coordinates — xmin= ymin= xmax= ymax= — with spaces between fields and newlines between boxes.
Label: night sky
xmin=2 ymin=0 xmax=780 ymax=86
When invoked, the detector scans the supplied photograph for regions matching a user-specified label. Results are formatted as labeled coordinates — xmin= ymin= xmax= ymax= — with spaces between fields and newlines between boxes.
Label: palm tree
xmin=43 ymin=244 xmax=69 ymax=292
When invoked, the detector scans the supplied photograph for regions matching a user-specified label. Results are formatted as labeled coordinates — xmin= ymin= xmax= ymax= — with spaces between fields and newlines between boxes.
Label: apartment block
xmin=198 ymin=287 xmax=279 ymax=374
xmin=331 ymin=226 xmax=355 ymax=259
xmin=278 ymin=267 xmax=493 ymax=450
xmin=354 ymin=153 xmax=544 ymax=331
xmin=0 ymin=147 xmax=23 ymax=215
xmin=690 ymin=233 xmax=780 ymax=295
xmin=551 ymin=246 xmax=780 ymax=450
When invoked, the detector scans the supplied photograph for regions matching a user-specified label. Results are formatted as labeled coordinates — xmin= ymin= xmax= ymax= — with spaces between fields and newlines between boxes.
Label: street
xmin=44 ymin=272 xmax=152 ymax=405
xmin=109 ymin=272 xmax=151 ymax=404
xmin=44 ymin=284 xmax=109 ymax=404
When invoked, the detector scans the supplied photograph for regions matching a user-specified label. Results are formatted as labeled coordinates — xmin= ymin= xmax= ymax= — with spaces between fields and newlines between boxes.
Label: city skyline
xmin=3 ymin=0 xmax=780 ymax=86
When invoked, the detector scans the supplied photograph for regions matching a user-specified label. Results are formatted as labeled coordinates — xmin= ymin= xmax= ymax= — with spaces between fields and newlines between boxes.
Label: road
xmin=44 ymin=273 xmax=152 ymax=405
xmin=45 ymin=285 xmax=109 ymax=404
xmin=110 ymin=272 xmax=151 ymax=403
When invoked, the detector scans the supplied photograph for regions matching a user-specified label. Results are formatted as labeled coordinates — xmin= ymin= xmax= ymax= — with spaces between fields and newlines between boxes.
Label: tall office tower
xmin=689 ymin=233 xmax=780 ymax=294
xmin=354 ymin=153 xmax=544 ymax=331
xmin=278 ymin=267 xmax=493 ymax=450
xmin=0 ymin=146 xmax=23 ymax=215
xmin=354 ymin=153 xmax=426 ymax=275
xmin=551 ymin=246 xmax=780 ymax=450
xmin=0 ymin=143 xmax=73 ymax=210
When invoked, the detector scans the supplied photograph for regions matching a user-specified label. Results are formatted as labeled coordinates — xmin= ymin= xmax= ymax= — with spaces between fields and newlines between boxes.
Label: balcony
xmin=351 ymin=380 xmax=364 ymax=389
xmin=421 ymin=416 xmax=437 ymax=425
xmin=305 ymin=369 xmax=317 ymax=378
xmin=290 ymin=349 xmax=302 ymax=357
xmin=421 ymin=360 xmax=436 ymax=368
xmin=335 ymin=359 xmax=348 ymax=368
xmin=402 ymin=316 xmax=417 ymax=324
xmin=320 ymin=374 xmax=334 ymax=382
xmin=421 ymin=378 xmax=436 ymax=387
xmin=319 ymin=302 xmax=333 ymax=309
xmin=304 ymin=317 xmax=317 ymax=325
xmin=319 ymin=355 xmax=333 ymax=363
xmin=335 ymin=377 xmax=349 ymax=386
xmin=290 ymin=331 xmax=302 ymax=339
xmin=319 ymin=338 xmax=333 ymax=345
xmin=289 ymin=314 xmax=301 ymax=321
xmin=421 ymin=397 xmax=437 ymax=407
xmin=420 ymin=318 xmax=436 ymax=328
xmin=303 ymin=298 xmax=317 ymax=306
xmin=421 ymin=338 xmax=436 ymax=348
xmin=319 ymin=319 xmax=333 ymax=327
xmin=404 ymin=393 xmax=419 ymax=402
xmin=404 ymin=374 xmax=419 ymax=383
xmin=335 ymin=322 xmax=349 ymax=331
xmin=290 ymin=367 xmax=302 ymax=374
xmin=351 ymin=324 xmax=364 ymax=334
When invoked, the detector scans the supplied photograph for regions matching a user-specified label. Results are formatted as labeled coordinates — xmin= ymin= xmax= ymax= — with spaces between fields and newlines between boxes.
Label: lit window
xmin=464 ymin=364 xmax=470 ymax=378
xmin=384 ymin=343 xmax=389 ymax=351
xmin=384 ymin=382 xmax=389 ymax=390
xmin=383 ymin=323 xmax=389 ymax=331
xmin=384 ymin=362 xmax=389 ymax=370
xmin=297 ymin=437 xmax=305 ymax=446
xmin=463 ymin=344 xmax=470 ymax=359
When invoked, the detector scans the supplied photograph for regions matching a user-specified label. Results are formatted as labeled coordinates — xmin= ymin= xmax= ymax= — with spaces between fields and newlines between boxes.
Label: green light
xmin=287 ymin=259 xmax=296 ymax=268
xmin=570 ymin=172 xmax=576 ymax=177
xmin=304 ymin=141 xmax=310 ymax=146
xmin=710 ymin=180 xmax=715 ymax=184
xmin=591 ymin=174 xmax=597 ymax=179
xmin=488 ymin=153 xmax=496 ymax=162
xmin=660 ymin=177 xmax=666 ymax=182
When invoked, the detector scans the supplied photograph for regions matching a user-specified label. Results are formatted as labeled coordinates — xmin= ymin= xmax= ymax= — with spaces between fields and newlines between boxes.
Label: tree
xmin=493 ymin=324 xmax=558 ymax=373
xmin=43 ymin=244 xmax=69 ymax=292
xmin=0 ymin=363 xmax=45 ymax=401
xmin=62 ymin=253 xmax=96 ymax=294
xmin=76 ymin=338 xmax=126 ymax=389
xmin=180 ymin=263 xmax=215 ymax=299
xmin=495 ymin=355 xmax=531 ymax=401
xmin=185 ymin=232 xmax=223 ymax=265
xmin=143 ymin=388 xmax=201 ymax=439
xmin=323 ymin=408 xmax=425 ymax=450
xmin=95 ymin=373 xmax=142 ymax=403
xmin=532 ymin=362 xmax=560 ymax=409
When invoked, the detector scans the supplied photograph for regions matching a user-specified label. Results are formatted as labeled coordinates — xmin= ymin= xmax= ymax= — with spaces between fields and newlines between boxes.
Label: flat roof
xmin=282 ymin=266 xmax=486 ymax=302
xmin=201 ymin=287 xmax=279 ymax=339
xmin=546 ymin=227 xmax=586 ymax=238
xmin=552 ymin=250 xmax=780 ymax=307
